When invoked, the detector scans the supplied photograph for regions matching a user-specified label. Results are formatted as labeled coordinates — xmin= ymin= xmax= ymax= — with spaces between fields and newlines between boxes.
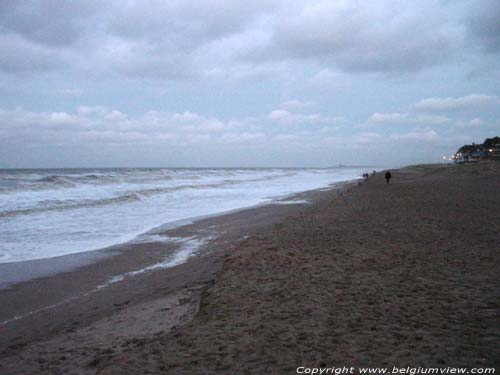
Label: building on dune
xmin=491 ymin=145 xmax=500 ymax=160
xmin=454 ymin=136 xmax=500 ymax=163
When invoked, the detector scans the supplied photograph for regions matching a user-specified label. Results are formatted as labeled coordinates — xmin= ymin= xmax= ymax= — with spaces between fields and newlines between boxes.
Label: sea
xmin=0 ymin=167 xmax=366 ymax=264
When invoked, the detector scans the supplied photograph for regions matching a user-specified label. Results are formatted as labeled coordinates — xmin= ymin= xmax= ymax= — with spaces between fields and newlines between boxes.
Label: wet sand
xmin=0 ymin=182 xmax=353 ymax=374
xmin=2 ymin=163 xmax=500 ymax=373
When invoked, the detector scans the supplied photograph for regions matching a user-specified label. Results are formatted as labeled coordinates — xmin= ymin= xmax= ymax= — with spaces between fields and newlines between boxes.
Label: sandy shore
xmin=2 ymin=163 xmax=499 ymax=374
xmin=0 ymin=181 xmax=352 ymax=374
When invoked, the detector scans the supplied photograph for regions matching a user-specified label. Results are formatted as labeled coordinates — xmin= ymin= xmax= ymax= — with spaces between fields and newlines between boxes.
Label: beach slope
xmin=101 ymin=162 xmax=499 ymax=373
xmin=4 ymin=162 xmax=500 ymax=373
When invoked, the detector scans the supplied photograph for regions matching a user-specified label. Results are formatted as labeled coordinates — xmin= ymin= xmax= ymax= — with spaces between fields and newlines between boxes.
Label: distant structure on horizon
xmin=453 ymin=136 xmax=500 ymax=163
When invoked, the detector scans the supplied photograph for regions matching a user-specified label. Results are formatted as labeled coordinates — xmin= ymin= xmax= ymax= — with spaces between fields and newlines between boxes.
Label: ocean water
xmin=0 ymin=168 xmax=365 ymax=263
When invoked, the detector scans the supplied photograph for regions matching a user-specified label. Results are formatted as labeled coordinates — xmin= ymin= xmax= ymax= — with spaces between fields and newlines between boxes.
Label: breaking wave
xmin=0 ymin=167 xmax=367 ymax=263
xmin=0 ymin=193 xmax=142 ymax=218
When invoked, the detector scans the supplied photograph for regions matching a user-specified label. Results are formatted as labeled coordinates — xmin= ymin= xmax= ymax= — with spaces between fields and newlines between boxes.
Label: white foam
xmin=0 ymin=168 xmax=367 ymax=263
xmin=269 ymin=199 xmax=311 ymax=205
xmin=97 ymin=235 xmax=212 ymax=289
xmin=0 ymin=235 xmax=213 ymax=327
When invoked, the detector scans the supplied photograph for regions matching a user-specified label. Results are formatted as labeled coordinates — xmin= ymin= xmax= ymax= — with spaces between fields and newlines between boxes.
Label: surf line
xmin=0 ymin=235 xmax=213 ymax=327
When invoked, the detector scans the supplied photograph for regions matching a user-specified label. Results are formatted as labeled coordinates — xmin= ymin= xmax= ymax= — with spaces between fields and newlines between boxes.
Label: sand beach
xmin=0 ymin=162 xmax=499 ymax=374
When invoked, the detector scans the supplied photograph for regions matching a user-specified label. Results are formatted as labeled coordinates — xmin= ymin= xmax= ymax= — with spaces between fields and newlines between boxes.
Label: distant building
xmin=454 ymin=136 xmax=500 ymax=163
xmin=491 ymin=143 xmax=500 ymax=160
xmin=454 ymin=143 xmax=483 ymax=162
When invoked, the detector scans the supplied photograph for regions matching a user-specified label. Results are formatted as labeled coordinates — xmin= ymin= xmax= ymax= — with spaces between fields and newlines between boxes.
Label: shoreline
xmin=0 ymin=179 xmax=358 ymax=289
xmin=3 ymin=162 xmax=498 ymax=373
xmin=106 ymin=161 xmax=496 ymax=372
xmin=0 ymin=167 xmax=366 ymax=267
xmin=0 ymin=179 xmax=357 ymax=361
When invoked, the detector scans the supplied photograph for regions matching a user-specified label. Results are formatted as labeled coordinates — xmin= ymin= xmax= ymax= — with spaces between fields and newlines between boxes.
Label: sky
xmin=0 ymin=0 xmax=499 ymax=168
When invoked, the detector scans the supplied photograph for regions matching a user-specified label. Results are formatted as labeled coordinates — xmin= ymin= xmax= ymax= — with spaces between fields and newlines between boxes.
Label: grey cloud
xmin=0 ymin=0 xmax=99 ymax=47
xmin=0 ymin=0 xmax=493 ymax=80
xmin=464 ymin=0 xmax=500 ymax=53
xmin=244 ymin=1 xmax=463 ymax=73
xmin=268 ymin=108 xmax=343 ymax=125
xmin=1 ymin=1 xmax=498 ymax=168
xmin=107 ymin=0 xmax=272 ymax=49
xmin=414 ymin=94 xmax=500 ymax=112
xmin=366 ymin=112 xmax=450 ymax=126
xmin=268 ymin=110 xmax=290 ymax=121
xmin=0 ymin=107 xmax=248 ymax=147
xmin=0 ymin=34 xmax=63 ymax=73
xmin=110 ymin=49 xmax=197 ymax=80
xmin=102 ymin=0 xmax=275 ymax=79
xmin=389 ymin=130 xmax=439 ymax=143
xmin=0 ymin=101 xmax=494 ymax=167
xmin=369 ymin=112 xmax=408 ymax=124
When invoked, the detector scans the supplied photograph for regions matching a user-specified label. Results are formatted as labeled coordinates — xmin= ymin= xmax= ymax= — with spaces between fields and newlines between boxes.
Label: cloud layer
xmin=0 ymin=1 xmax=499 ymax=167
xmin=2 ymin=91 xmax=497 ymax=167
xmin=1 ymin=0 xmax=498 ymax=78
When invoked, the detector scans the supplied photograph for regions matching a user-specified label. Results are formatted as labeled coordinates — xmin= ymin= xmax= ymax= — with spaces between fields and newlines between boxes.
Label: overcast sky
xmin=1 ymin=0 xmax=499 ymax=168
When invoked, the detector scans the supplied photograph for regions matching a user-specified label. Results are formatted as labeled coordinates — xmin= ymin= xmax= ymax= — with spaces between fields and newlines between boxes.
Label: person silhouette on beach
xmin=385 ymin=171 xmax=392 ymax=184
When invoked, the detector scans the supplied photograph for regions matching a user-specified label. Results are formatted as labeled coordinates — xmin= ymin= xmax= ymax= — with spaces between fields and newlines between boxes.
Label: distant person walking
xmin=385 ymin=171 xmax=392 ymax=184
